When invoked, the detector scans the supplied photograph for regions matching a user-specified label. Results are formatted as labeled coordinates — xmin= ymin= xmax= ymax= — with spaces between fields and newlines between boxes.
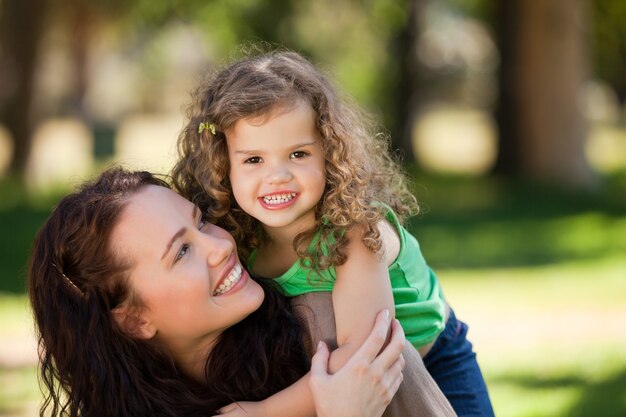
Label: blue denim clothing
xmin=423 ymin=309 xmax=495 ymax=417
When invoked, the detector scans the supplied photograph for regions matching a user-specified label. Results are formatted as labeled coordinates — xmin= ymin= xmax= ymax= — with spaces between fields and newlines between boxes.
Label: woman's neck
xmin=160 ymin=335 xmax=217 ymax=383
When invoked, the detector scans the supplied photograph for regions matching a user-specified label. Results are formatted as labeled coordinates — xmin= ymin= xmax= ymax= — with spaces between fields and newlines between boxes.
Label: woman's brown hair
xmin=28 ymin=167 xmax=308 ymax=417
xmin=172 ymin=50 xmax=418 ymax=270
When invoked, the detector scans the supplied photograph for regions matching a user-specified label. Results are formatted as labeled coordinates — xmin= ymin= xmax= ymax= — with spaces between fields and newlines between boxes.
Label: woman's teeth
xmin=262 ymin=193 xmax=296 ymax=205
xmin=214 ymin=263 xmax=243 ymax=295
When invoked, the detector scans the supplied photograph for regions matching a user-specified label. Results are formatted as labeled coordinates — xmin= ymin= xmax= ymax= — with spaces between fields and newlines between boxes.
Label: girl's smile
xmin=259 ymin=191 xmax=299 ymax=209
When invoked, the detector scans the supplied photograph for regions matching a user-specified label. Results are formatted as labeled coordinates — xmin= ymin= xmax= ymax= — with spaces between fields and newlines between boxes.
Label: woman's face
xmin=111 ymin=185 xmax=264 ymax=357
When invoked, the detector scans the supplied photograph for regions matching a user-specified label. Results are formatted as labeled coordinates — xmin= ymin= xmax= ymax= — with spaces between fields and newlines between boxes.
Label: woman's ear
xmin=111 ymin=306 xmax=157 ymax=339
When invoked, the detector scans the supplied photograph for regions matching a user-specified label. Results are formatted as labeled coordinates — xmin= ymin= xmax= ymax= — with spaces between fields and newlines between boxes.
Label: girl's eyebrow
xmin=289 ymin=141 xmax=317 ymax=149
xmin=233 ymin=141 xmax=317 ymax=155
xmin=233 ymin=149 xmax=262 ymax=155
xmin=160 ymin=205 xmax=198 ymax=260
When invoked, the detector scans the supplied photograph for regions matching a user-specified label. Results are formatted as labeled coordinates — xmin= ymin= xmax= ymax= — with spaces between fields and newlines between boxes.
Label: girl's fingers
xmin=218 ymin=403 xmax=238 ymax=414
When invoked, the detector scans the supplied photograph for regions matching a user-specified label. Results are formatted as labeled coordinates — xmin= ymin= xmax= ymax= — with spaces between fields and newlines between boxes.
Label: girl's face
xmin=226 ymin=100 xmax=326 ymax=237
xmin=111 ymin=185 xmax=264 ymax=358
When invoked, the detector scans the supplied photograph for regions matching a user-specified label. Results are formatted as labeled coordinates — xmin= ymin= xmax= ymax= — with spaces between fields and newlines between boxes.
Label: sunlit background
xmin=1 ymin=0 xmax=625 ymax=416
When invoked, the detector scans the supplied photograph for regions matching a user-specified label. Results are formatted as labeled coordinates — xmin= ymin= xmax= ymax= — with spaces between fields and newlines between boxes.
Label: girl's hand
xmin=216 ymin=401 xmax=265 ymax=417
xmin=309 ymin=309 xmax=406 ymax=417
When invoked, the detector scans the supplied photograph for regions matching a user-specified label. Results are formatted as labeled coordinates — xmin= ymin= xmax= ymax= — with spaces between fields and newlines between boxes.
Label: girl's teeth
xmin=263 ymin=193 xmax=296 ymax=205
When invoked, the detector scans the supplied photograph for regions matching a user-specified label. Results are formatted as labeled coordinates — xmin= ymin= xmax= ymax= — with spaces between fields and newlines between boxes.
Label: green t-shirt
xmin=248 ymin=210 xmax=447 ymax=349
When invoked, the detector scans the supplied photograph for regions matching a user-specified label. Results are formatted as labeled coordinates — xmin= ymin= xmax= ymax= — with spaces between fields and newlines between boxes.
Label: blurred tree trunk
xmin=494 ymin=0 xmax=596 ymax=188
xmin=493 ymin=0 xmax=521 ymax=177
xmin=0 ymin=0 xmax=49 ymax=178
xmin=385 ymin=0 xmax=427 ymax=165
xmin=68 ymin=3 xmax=93 ymax=117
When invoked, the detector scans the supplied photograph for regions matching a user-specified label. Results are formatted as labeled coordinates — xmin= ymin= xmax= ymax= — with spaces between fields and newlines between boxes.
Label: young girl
xmin=173 ymin=50 xmax=493 ymax=417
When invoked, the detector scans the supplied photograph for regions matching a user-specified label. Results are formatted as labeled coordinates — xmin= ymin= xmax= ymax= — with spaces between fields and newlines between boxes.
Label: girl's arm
xmin=216 ymin=222 xmax=399 ymax=417
xmin=216 ymin=374 xmax=315 ymax=417
xmin=327 ymin=220 xmax=398 ymax=371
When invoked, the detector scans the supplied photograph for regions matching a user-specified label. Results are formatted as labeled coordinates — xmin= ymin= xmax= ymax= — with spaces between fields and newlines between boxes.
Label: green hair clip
xmin=198 ymin=122 xmax=216 ymax=135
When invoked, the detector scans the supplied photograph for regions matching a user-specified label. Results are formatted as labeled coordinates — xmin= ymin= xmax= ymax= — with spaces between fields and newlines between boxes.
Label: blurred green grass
xmin=0 ymin=177 xmax=62 ymax=294
xmin=0 ymin=360 xmax=38 ymax=417
xmin=408 ymin=173 xmax=626 ymax=269
xmin=483 ymin=346 xmax=626 ymax=417
xmin=1 ymin=171 xmax=625 ymax=417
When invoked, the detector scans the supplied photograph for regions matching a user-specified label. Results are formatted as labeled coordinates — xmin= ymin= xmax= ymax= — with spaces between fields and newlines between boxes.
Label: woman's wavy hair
xmin=172 ymin=49 xmax=419 ymax=270
xmin=28 ymin=167 xmax=308 ymax=417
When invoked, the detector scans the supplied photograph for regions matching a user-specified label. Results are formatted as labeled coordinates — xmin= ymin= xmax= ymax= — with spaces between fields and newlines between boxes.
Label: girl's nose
xmin=201 ymin=233 xmax=235 ymax=266
xmin=265 ymin=163 xmax=293 ymax=184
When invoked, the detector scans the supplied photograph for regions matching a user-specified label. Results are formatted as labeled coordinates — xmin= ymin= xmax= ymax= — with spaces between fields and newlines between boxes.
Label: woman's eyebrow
xmin=160 ymin=205 xmax=198 ymax=260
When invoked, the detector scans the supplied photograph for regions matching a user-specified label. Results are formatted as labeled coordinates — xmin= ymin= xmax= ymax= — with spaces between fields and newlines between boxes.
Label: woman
xmin=29 ymin=167 xmax=450 ymax=417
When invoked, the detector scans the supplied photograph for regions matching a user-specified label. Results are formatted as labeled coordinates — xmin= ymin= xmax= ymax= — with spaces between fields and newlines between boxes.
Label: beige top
xmin=291 ymin=292 xmax=457 ymax=417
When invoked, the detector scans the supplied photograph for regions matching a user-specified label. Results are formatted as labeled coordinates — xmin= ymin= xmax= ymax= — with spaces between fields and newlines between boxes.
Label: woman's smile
xmin=213 ymin=262 xmax=247 ymax=296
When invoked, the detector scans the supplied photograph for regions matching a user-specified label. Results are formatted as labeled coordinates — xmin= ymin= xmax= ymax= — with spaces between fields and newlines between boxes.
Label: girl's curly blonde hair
xmin=172 ymin=50 xmax=418 ymax=270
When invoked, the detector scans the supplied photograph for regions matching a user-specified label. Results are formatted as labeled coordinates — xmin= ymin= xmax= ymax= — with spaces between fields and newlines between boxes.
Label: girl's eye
xmin=174 ymin=244 xmax=190 ymax=263
xmin=290 ymin=151 xmax=308 ymax=159
xmin=244 ymin=156 xmax=262 ymax=164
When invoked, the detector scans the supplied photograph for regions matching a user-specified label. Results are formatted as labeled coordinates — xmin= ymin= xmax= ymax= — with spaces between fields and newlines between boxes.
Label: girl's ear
xmin=111 ymin=306 xmax=157 ymax=339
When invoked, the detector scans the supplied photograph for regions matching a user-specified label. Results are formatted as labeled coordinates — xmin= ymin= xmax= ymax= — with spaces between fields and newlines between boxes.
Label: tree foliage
xmin=1 ymin=0 xmax=624 ymax=184
xmin=591 ymin=0 xmax=626 ymax=105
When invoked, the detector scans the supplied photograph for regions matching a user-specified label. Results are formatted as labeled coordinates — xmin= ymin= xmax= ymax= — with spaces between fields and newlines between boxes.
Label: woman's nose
xmin=201 ymin=233 xmax=234 ymax=266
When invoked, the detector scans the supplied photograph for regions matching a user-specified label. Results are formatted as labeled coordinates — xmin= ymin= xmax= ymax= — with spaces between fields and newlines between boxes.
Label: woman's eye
xmin=174 ymin=244 xmax=190 ymax=263
xmin=290 ymin=151 xmax=308 ymax=159
xmin=244 ymin=156 xmax=262 ymax=164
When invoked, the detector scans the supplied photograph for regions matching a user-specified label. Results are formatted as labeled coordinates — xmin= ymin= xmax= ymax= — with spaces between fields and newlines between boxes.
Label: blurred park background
xmin=1 ymin=0 xmax=625 ymax=416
